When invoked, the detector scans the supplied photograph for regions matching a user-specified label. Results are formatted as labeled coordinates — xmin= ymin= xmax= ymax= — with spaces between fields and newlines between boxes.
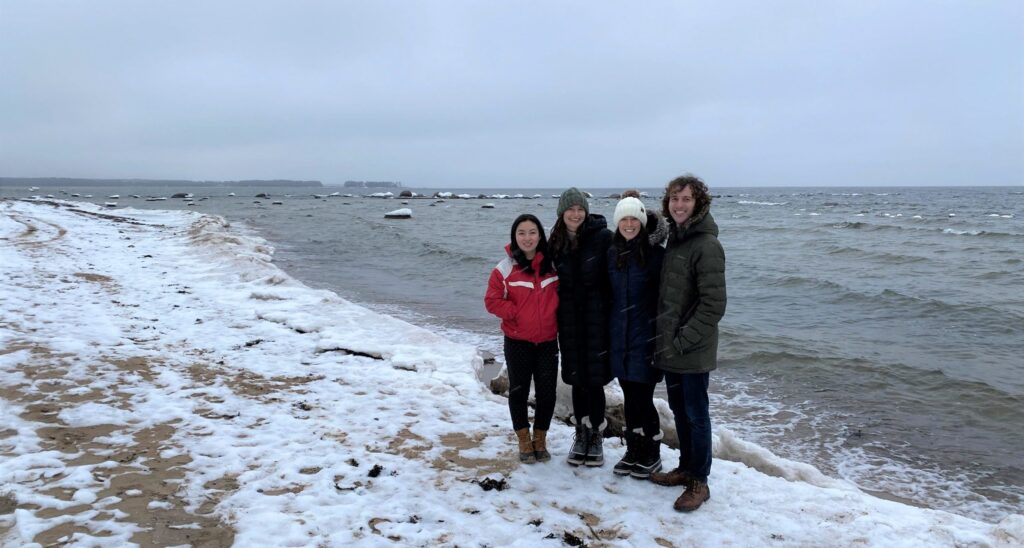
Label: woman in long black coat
xmin=549 ymin=187 xmax=612 ymax=467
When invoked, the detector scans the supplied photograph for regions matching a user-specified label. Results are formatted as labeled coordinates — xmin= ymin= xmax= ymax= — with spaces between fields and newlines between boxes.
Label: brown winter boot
xmin=650 ymin=467 xmax=691 ymax=487
xmin=515 ymin=428 xmax=537 ymax=464
xmin=673 ymin=479 xmax=710 ymax=512
xmin=532 ymin=429 xmax=551 ymax=462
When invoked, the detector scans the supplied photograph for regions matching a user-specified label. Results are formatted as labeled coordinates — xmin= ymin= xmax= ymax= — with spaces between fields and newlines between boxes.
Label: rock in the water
xmin=384 ymin=208 xmax=412 ymax=219
xmin=489 ymin=371 xmax=509 ymax=395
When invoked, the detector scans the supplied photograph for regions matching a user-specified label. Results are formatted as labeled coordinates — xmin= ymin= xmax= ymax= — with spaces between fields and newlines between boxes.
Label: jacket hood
xmin=582 ymin=213 xmax=608 ymax=236
xmin=647 ymin=211 xmax=669 ymax=246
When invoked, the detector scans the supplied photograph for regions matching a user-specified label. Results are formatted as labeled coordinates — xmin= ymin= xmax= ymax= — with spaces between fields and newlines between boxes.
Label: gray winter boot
xmin=613 ymin=428 xmax=642 ymax=475
xmin=585 ymin=418 xmax=606 ymax=467
xmin=566 ymin=417 xmax=589 ymax=466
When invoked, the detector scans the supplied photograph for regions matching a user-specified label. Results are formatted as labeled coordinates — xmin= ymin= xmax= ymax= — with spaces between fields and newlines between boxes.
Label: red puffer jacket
xmin=485 ymin=245 xmax=559 ymax=344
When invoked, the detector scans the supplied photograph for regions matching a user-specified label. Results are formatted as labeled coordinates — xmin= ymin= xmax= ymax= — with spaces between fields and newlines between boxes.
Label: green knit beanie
xmin=557 ymin=187 xmax=589 ymax=217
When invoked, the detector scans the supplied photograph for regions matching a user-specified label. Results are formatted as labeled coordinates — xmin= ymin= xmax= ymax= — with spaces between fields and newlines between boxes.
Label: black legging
xmin=571 ymin=383 xmax=606 ymax=428
xmin=504 ymin=337 xmax=559 ymax=431
xmin=620 ymin=379 xmax=660 ymax=436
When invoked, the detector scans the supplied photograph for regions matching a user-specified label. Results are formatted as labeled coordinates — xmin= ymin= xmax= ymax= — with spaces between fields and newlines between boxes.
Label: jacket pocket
xmin=672 ymin=334 xmax=709 ymax=356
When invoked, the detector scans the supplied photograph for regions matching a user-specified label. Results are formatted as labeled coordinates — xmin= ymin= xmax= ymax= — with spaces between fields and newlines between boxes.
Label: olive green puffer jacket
xmin=654 ymin=207 xmax=727 ymax=374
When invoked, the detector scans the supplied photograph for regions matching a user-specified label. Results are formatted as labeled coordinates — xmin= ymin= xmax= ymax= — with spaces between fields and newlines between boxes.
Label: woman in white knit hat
xmin=606 ymin=196 xmax=668 ymax=479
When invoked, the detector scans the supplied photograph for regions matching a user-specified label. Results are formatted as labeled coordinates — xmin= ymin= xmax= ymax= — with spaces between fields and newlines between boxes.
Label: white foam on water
xmin=944 ymin=228 xmax=984 ymax=236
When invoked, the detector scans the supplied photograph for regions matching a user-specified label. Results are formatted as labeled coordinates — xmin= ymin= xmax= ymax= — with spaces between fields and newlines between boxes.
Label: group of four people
xmin=484 ymin=173 xmax=727 ymax=513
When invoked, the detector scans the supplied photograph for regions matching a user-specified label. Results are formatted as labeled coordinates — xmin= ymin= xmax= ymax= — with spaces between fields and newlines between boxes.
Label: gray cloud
xmin=1 ymin=0 xmax=1021 ymax=187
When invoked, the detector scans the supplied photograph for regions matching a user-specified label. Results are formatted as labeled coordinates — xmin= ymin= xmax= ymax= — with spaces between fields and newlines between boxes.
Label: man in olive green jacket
xmin=649 ymin=174 xmax=727 ymax=513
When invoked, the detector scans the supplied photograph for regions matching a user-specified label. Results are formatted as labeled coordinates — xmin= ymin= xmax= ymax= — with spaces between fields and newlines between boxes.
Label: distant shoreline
xmin=0 ymin=177 xmax=323 ymax=188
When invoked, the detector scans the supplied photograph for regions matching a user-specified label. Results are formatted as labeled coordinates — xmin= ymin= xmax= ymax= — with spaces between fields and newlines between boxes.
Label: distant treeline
xmin=0 ymin=177 xmax=323 ymax=188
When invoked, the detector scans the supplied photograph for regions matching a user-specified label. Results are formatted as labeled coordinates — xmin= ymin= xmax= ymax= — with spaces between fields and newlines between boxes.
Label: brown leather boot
xmin=532 ymin=429 xmax=551 ymax=462
xmin=673 ymin=479 xmax=710 ymax=512
xmin=515 ymin=428 xmax=537 ymax=463
xmin=650 ymin=467 xmax=691 ymax=487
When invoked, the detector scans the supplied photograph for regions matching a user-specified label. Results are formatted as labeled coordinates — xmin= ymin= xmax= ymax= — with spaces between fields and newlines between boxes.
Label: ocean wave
xmin=943 ymin=228 xmax=984 ymax=236
xmin=829 ymin=220 xmax=1023 ymax=240
xmin=415 ymin=243 xmax=491 ymax=265
xmin=829 ymin=220 xmax=919 ymax=232
xmin=761 ymin=274 xmax=1023 ymax=329
xmin=184 ymin=214 xmax=280 ymax=280
xmin=876 ymin=288 xmax=1023 ymax=328
xmin=349 ymin=218 xmax=490 ymax=265
xmin=824 ymin=244 xmax=929 ymax=265
xmin=941 ymin=228 xmax=1022 ymax=239
xmin=970 ymin=270 xmax=1021 ymax=281
xmin=939 ymin=228 xmax=1023 ymax=239
xmin=738 ymin=200 xmax=788 ymax=206
xmin=764 ymin=274 xmax=848 ymax=293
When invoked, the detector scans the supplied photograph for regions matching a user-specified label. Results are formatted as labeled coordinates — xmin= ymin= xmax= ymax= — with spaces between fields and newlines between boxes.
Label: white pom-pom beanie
xmin=613 ymin=197 xmax=647 ymax=228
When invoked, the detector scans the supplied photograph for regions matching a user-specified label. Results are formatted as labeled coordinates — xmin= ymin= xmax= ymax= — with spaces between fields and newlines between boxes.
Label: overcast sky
xmin=1 ymin=1 xmax=1022 ymax=188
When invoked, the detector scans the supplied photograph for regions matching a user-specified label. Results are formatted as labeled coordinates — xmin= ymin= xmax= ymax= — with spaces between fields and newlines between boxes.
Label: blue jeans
xmin=664 ymin=372 xmax=711 ymax=481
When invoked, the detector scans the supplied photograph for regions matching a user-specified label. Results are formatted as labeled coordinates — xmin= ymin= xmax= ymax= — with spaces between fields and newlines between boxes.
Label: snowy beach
xmin=1 ymin=199 xmax=1022 ymax=547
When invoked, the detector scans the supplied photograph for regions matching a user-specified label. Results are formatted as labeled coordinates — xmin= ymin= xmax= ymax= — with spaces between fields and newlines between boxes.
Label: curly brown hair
xmin=660 ymin=174 xmax=711 ymax=222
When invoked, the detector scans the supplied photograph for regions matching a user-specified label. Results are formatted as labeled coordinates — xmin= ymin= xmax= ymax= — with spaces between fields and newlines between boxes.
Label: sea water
xmin=4 ymin=183 xmax=1022 ymax=522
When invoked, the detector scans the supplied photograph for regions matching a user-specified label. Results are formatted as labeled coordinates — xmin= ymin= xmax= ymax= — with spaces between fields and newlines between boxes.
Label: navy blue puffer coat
xmin=607 ymin=232 xmax=665 ymax=383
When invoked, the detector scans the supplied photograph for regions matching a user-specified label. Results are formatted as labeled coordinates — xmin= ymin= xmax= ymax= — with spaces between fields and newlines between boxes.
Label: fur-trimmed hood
xmin=646 ymin=211 xmax=669 ymax=246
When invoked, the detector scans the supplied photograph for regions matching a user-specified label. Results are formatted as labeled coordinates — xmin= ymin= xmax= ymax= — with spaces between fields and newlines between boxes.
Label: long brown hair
xmin=548 ymin=216 xmax=581 ymax=258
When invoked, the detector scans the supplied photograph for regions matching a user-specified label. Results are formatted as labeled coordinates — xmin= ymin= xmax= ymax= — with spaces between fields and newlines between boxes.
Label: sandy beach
xmin=2 ymin=198 xmax=1022 ymax=547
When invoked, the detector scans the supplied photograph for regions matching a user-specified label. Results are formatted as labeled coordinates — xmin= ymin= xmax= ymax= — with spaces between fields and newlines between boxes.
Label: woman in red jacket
xmin=485 ymin=213 xmax=560 ymax=463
